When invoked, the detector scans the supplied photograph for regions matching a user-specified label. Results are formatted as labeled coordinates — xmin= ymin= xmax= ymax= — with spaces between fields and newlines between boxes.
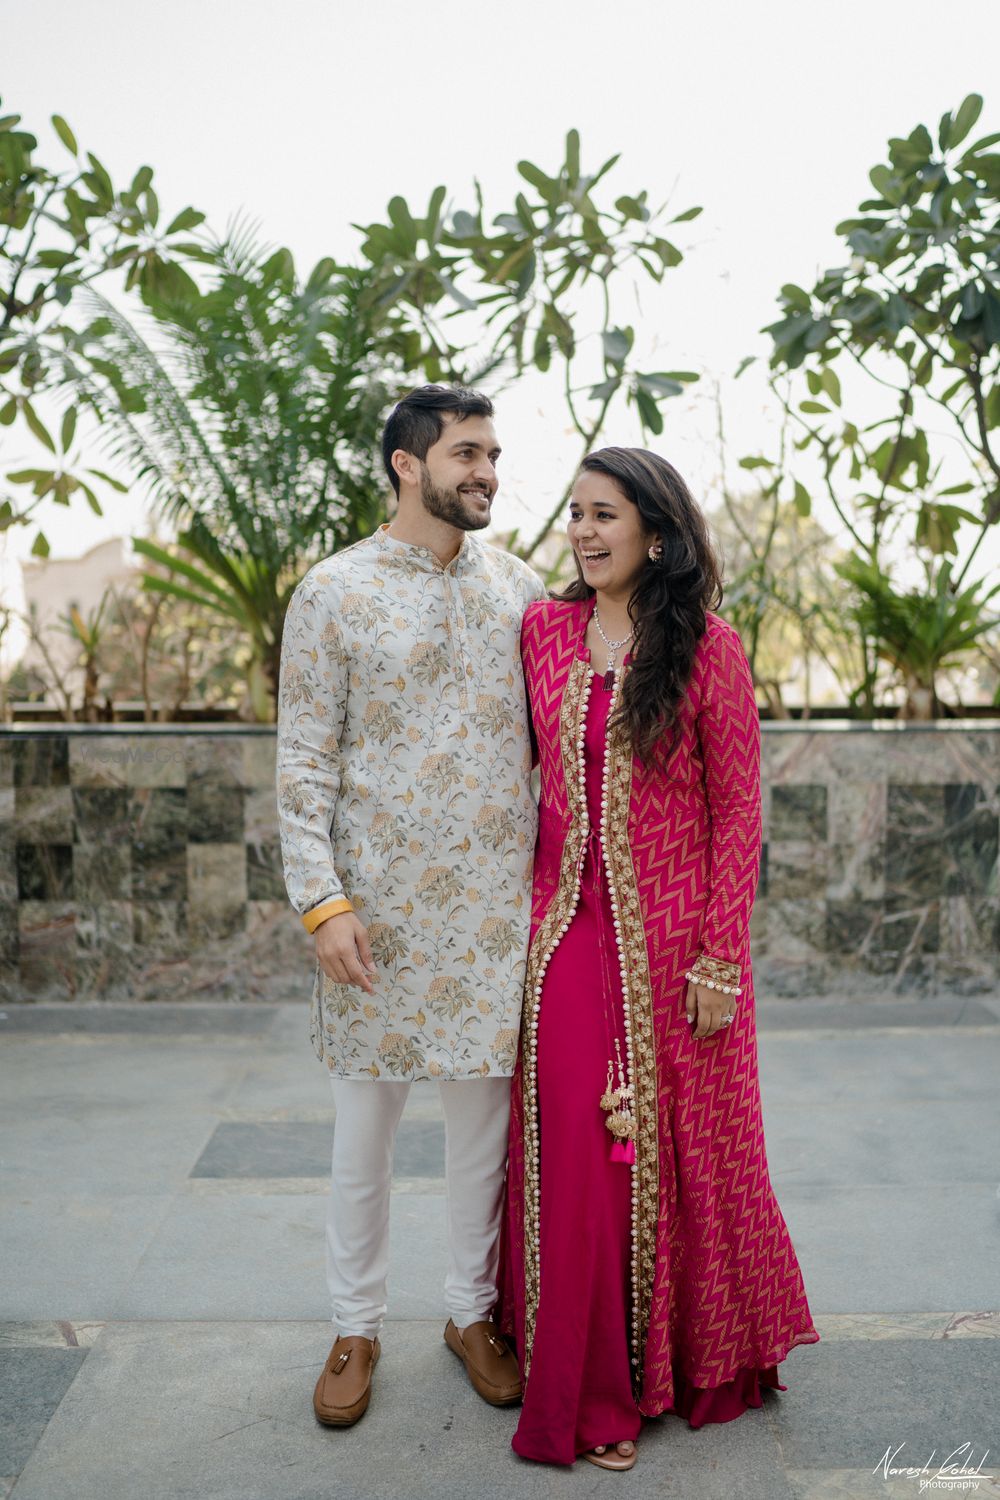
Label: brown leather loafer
xmin=444 ymin=1318 xmax=521 ymax=1406
xmin=313 ymin=1334 xmax=380 ymax=1427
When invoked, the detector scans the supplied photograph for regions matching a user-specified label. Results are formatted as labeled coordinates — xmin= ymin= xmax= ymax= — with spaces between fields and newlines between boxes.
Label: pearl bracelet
xmin=684 ymin=970 xmax=743 ymax=996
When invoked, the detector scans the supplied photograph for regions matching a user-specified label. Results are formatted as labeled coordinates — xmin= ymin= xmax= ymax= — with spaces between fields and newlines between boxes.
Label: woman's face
xmin=567 ymin=470 xmax=655 ymax=601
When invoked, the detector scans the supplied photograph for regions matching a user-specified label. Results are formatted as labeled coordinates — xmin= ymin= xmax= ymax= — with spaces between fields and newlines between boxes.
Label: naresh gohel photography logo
xmin=874 ymin=1442 xmax=994 ymax=1492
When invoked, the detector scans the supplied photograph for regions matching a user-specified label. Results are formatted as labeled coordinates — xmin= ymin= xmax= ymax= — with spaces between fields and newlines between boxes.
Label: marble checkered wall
xmin=1 ymin=723 xmax=997 ymax=1003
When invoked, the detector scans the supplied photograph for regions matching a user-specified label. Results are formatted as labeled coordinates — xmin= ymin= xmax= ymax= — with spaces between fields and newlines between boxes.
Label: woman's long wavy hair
xmin=555 ymin=446 xmax=724 ymax=766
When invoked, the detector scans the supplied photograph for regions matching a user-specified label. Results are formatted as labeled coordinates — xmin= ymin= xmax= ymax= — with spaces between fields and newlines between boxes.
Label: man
xmin=276 ymin=384 xmax=545 ymax=1428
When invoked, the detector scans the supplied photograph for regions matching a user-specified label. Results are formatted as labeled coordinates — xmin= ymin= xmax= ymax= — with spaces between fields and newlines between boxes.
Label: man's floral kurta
xmin=276 ymin=526 xmax=545 ymax=1080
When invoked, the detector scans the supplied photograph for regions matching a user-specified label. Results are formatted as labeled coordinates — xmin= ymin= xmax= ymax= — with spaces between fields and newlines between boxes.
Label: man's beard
xmin=419 ymin=468 xmax=492 ymax=532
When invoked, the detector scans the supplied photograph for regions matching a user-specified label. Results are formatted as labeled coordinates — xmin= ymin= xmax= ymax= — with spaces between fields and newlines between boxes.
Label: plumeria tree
xmin=354 ymin=130 xmax=701 ymax=561
xmin=0 ymin=98 xmax=205 ymax=556
xmin=740 ymin=94 xmax=1000 ymax=715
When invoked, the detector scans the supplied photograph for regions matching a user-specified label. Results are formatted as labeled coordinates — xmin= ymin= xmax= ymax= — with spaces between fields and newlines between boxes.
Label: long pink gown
xmin=511 ymin=674 xmax=641 ymax=1463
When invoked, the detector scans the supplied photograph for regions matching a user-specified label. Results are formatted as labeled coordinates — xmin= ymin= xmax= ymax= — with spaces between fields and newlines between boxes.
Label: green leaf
xmin=653 ymin=237 xmax=682 ymax=269
xmin=0 ymin=399 xmax=16 ymax=426
xmin=517 ymin=159 xmax=556 ymax=200
xmin=386 ymin=195 xmax=417 ymax=244
xmin=739 ymin=457 xmax=775 ymax=471
xmin=31 ymin=531 xmax=50 ymax=558
xmin=781 ymin=283 xmax=812 ymax=312
xmin=634 ymin=387 xmax=663 ymax=435
xmin=950 ymin=94 xmax=983 ymax=150
xmin=84 ymin=152 xmax=114 ymax=204
xmin=984 ymin=385 xmax=1000 ymax=430
xmin=22 ymin=400 xmax=55 ymax=452
xmin=165 ymin=206 xmax=205 ymax=235
xmin=451 ymin=210 xmax=479 ymax=238
xmin=793 ymin=480 xmax=811 ymax=517
xmin=86 ymin=468 xmax=128 ymax=493
xmin=6 ymin=469 xmax=52 ymax=484
xmin=565 ymin=129 xmax=580 ymax=184
xmin=437 ymin=273 xmax=477 ymax=312
xmin=799 ymin=400 xmax=830 ymax=414
xmin=51 ymin=114 xmax=78 ymax=154
xmin=602 ymin=328 xmax=631 ymax=365
xmin=60 ymin=406 xmax=76 ymax=452
xmin=589 ymin=377 xmax=621 ymax=402
xmin=734 ymin=355 xmax=755 ymax=379
xmin=960 ymin=131 xmax=1000 ymax=159
xmin=588 ymin=153 xmax=621 ymax=189
xmin=868 ymin=163 xmax=899 ymax=202
xmin=426 ymin=185 xmax=446 ymax=240
xmin=636 ymin=372 xmax=683 ymax=398
xmin=513 ymin=250 xmax=536 ymax=300
xmin=819 ymin=367 xmax=842 ymax=406
xmin=670 ymin=205 xmax=702 ymax=223
xmin=78 ymin=481 xmax=103 ymax=516
xmin=35 ymin=249 xmax=76 ymax=269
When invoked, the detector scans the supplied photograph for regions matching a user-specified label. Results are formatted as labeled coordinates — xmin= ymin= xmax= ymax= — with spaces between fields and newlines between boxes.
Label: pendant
xmin=602 ymin=667 xmax=615 ymax=692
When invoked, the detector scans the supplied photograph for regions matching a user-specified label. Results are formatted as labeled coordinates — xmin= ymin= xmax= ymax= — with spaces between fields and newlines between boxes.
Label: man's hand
xmin=315 ymin=912 xmax=377 ymax=995
xmin=685 ymin=981 xmax=736 ymax=1040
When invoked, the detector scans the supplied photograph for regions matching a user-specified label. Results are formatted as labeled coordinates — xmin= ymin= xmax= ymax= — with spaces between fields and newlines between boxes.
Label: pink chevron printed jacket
xmin=524 ymin=597 xmax=762 ymax=974
xmin=498 ymin=597 xmax=818 ymax=1414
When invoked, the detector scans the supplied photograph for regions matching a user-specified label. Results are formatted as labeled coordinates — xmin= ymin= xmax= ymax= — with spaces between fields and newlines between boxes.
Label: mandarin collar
xmin=375 ymin=523 xmax=478 ymax=575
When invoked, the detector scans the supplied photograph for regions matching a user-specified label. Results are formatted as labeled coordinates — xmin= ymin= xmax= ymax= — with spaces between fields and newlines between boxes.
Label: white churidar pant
xmin=326 ymin=1077 xmax=511 ymax=1339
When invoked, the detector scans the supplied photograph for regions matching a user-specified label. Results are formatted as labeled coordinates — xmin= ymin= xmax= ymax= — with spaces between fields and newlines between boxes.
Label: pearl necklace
xmin=593 ymin=604 xmax=634 ymax=691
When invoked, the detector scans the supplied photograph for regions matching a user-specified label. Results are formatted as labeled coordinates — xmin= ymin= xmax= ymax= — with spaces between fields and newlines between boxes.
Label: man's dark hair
xmin=381 ymin=384 xmax=494 ymax=496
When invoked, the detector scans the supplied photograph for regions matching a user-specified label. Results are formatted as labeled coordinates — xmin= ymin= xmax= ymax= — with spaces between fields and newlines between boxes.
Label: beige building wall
xmin=14 ymin=537 xmax=136 ymax=698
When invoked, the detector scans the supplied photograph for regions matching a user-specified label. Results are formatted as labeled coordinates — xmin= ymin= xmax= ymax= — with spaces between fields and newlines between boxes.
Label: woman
xmin=496 ymin=447 xmax=818 ymax=1470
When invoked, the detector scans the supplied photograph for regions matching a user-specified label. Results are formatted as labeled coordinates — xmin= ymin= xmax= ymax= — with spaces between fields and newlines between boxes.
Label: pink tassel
xmin=623 ymin=1140 xmax=636 ymax=1164
xmin=610 ymin=1141 xmax=627 ymax=1162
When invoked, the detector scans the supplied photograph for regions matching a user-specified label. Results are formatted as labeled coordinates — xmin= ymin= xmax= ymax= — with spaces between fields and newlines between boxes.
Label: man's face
xmin=417 ymin=414 xmax=500 ymax=532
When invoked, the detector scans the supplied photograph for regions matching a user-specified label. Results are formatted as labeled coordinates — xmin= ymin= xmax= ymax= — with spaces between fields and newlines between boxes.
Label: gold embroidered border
xmin=520 ymin=657 xmax=590 ymax=1377
xmin=604 ymin=724 xmax=659 ymax=1397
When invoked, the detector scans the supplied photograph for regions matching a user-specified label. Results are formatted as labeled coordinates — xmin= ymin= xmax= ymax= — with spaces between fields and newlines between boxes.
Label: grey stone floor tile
xmin=1 ymin=1111 xmax=221 ymax=1195
xmin=190 ymin=1120 xmax=445 ymax=1179
xmin=761 ymin=1099 xmax=998 ymax=1188
xmin=0 ymin=1193 xmax=174 ymax=1321
xmin=776 ymin=1183 xmax=1000 ymax=1313
xmin=757 ymin=1030 xmax=1000 ymax=1103
xmin=9 ymin=1321 xmax=795 ymax=1500
xmin=0 ymin=1345 xmax=86 ymax=1476
xmin=767 ymin=1340 xmax=999 ymax=1471
xmin=756 ymin=997 xmax=998 ymax=1030
xmin=0 ymin=1042 xmax=246 ymax=1193
xmin=0 ymin=1003 xmax=279 ymax=1036
xmin=0 ymin=1033 xmax=256 ymax=1118
xmin=110 ymin=1190 xmax=449 ymax=1321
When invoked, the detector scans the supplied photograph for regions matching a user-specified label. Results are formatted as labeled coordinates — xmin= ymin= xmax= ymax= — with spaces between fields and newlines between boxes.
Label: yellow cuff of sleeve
xmin=301 ymin=898 xmax=354 ymax=933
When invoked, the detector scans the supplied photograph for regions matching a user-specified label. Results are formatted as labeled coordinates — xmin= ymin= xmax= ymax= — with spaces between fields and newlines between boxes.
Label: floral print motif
xmin=276 ymin=526 xmax=545 ymax=1079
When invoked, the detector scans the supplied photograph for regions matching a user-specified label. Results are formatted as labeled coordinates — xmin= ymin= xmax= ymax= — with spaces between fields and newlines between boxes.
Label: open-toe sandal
xmin=582 ymin=1441 xmax=637 ymax=1471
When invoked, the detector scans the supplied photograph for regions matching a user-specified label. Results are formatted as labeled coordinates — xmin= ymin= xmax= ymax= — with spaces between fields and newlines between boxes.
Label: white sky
xmin=3 ymin=0 xmax=1000 ymax=589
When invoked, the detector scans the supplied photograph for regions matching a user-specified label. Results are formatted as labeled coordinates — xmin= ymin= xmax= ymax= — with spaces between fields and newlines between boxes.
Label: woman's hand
xmin=685 ymin=981 xmax=736 ymax=1040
